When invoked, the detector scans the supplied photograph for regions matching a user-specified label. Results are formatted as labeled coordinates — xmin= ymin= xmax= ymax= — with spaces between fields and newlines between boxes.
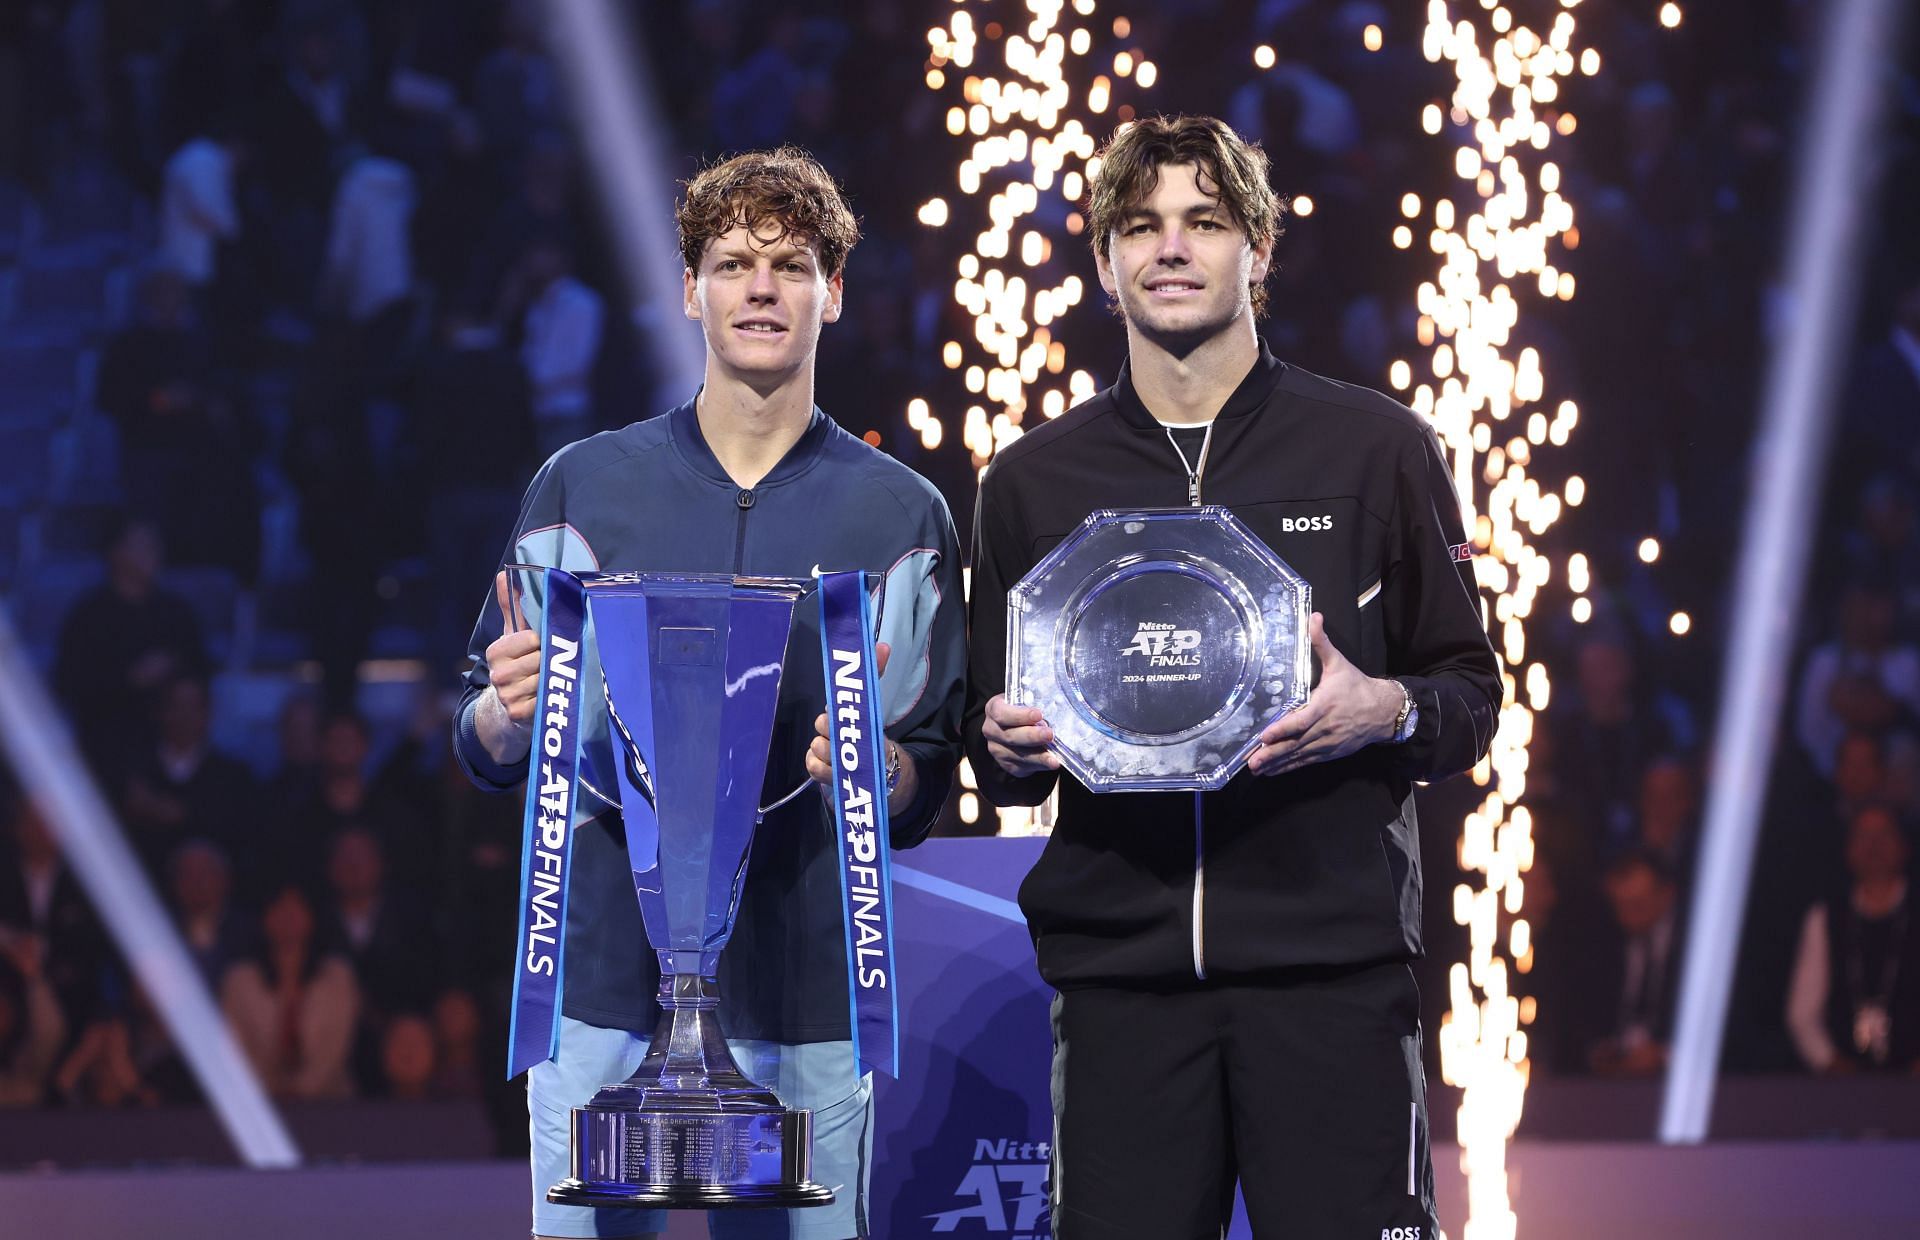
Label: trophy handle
xmin=754 ymin=570 xmax=890 ymax=822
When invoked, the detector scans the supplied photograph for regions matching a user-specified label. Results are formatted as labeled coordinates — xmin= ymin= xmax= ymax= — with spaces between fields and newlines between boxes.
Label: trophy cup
xmin=543 ymin=572 xmax=835 ymax=1209
xmin=1006 ymin=507 xmax=1313 ymax=792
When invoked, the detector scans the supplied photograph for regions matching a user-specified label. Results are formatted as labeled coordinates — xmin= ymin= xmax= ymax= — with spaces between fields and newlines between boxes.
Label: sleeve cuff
xmin=454 ymin=694 xmax=528 ymax=791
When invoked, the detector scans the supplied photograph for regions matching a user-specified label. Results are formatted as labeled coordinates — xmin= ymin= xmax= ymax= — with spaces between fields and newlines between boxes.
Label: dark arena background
xmin=1 ymin=1 xmax=1918 ymax=1236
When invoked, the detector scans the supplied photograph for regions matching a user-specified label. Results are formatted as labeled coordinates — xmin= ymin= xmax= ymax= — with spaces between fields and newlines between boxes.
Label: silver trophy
xmin=545 ymin=572 xmax=834 ymax=1209
xmin=1006 ymin=508 xmax=1312 ymax=792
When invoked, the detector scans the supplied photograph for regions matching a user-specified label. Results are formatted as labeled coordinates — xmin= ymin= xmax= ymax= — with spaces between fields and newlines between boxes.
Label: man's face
xmin=1096 ymin=162 xmax=1269 ymax=347
xmin=684 ymin=223 xmax=842 ymax=386
xmin=171 ymin=846 xmax=228 ymax=917
xmin=1606 ymin=864 xmax=1673 ymax=937
xmin=322 ymin=718 xmax=369 ymax=775
xmin=1638 ymin=761 xmax=1698 ymax=843
xmin=329 ymin=830 xmax=383 ymax=902
xmin=158 ymin=679 xmax=210 ymax=750
xmin=1846 ymin=808 xmax=1909 ymax=884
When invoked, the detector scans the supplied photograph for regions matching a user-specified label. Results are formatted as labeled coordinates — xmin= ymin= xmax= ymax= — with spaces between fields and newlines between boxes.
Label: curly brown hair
xmin=676 ymin=146 xmax=860 ymax=278
xmin=1086 ymin=115 xmax=1282 ymax=315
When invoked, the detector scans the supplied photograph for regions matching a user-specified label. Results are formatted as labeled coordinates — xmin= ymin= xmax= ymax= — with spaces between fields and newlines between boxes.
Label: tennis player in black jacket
xmin=964 ymin=115 xmax=1502 ymax=1238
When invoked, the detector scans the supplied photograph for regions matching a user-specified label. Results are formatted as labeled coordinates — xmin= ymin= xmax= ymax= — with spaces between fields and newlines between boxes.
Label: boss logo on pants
xmin=1382 ymin=1229 xmax=1422 ymax=1239
xmin=1280 ymin=514 xmax=1334 ymax=532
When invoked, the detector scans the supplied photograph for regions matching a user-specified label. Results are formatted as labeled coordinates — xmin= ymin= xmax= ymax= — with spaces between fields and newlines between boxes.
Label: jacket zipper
xmin=1191 ymin=790 xmax=1206 ymax=980
xmin=733 ymin=487 xmax=754 ymax=570
xmin=1164 ymin=426 xmax=1214 ymax=981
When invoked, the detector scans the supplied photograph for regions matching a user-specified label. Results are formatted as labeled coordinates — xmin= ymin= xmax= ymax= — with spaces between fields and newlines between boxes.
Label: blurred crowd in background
xmin=0 ymin=0 xmax=1916 ymax=1155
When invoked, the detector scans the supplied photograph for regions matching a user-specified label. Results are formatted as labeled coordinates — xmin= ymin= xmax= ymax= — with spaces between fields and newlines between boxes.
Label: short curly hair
xmin=676 ymin=146 xmax=860 ymax=278
xmin=1087 ymin=115 xmax=1282 ymax=315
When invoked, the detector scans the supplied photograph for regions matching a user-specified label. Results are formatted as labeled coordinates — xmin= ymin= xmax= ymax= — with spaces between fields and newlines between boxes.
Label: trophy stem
xmin=586 ymin=971 xmax=779 ymax=1111
xmin=550 ymin=966 xmax=832 ymax=1209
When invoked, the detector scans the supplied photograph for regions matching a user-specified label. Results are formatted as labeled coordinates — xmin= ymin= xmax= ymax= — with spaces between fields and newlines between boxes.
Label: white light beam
xmin=1659 ymin=0 xmax=1912 ymax=1143
xmin=0 ymin=606 xmax=299 ymax=1167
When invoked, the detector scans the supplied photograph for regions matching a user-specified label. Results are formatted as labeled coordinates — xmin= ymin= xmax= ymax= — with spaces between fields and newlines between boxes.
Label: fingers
xmin=1259 ymin=701 xmax=1318 ymax=746
xmin=495 ymin=569 xmax=529 ymax=634
xmin=484 ymin=629 xmax=542 ymax=680
xmin=988 ymin=721 xmax=1055 ymax=750
xmin=494 ymin=571 xmax=514 ymax=632
xmin=989 ymin=741 xmax=1059 ymax=775
xmin=486 ymin=632 xmax=544 ymax=725
xmin=805 ymin=732 xmax=833 ymax=785
xmin=985 ymin=694 xmax=1045 ymax=728
xmin=982 ymin=695 xmax=1056 ymax=775
xmin=874 ymin=641 xmax=890 ymax=677
xmin=984 ymin=696 xmax=1053 ymax=751
xmin=1307 ymin=611 xmax=1340 ymax=666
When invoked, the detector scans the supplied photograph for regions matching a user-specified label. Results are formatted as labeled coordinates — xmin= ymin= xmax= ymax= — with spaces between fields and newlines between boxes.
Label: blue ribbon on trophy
xmin=818 ymin=569 xmax=901 ymax=1080
xmin=508 ymin=568 xmax=588 ymax=1078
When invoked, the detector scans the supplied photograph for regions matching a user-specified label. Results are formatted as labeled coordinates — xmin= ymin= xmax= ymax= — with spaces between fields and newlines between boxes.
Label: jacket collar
xmin=1111 ymin=341 xmax=1286 ymax=431
xmin=667 ymin=394 xmax=833 ymax=488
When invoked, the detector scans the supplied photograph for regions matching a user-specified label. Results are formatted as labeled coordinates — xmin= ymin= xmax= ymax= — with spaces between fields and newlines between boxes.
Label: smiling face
xmin=684 ymin=223 xmax=843 ymax=386
xmin=1096 ymin=162 xmax=1271 ymax=349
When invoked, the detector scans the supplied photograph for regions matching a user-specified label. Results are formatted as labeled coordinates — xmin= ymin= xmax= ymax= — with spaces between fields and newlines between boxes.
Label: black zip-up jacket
xmin=964 ymin=344 xmax=1501 ymax=988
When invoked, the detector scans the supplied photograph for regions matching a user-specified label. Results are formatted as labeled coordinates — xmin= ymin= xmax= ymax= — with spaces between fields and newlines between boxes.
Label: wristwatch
xmin=1389 ymin=679 xmax=1419 ymax=744
xmin=884 ymin=740 xmax=903 ymax=794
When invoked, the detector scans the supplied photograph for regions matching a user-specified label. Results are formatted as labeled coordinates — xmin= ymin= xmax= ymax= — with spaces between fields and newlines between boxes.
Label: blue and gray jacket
xmin=454 ymin=399 xmax=966 ymax=1043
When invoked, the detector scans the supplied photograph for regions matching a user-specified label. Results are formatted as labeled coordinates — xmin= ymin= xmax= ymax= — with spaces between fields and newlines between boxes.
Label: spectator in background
xmin=52 ymin=516 xmax=207 ymax=772
xmin=470 ymin=0 xmax=562 ymax=174
xmin=1786 ymin=806 xmax=1920 ymax=1074
xmin=1841 ymin=478 xmax=1920 ymax=633
xmin=167 ymin=839 xmax=252 ymax=992
xmin=118 ymin=672 xmax=257 ymax=873
xmin=319 ymin=825 xmax=432 ymax=1091
xmin=55 ymin=1009 xmax=155 ymax=1108
xmin=1885 ymin=732 xmax=1920 ymax=820
xmin=249 ymin=5 xmax=372 ymax=309
xmin=1843 ymin=274 xmax=1920 ymax=486
xmin=708 ymin=14 xmax=808 ymax=151
xmin=95 ymin=266 xmax=260 ymax=581
xmin=1588 ymin=849 xmax=1685 ymax=1077
xmin=505 ymin=232 xmax=602 ymax=458
xmin=157 ymin=121 xmax=244 ymax=290
xmin=161 ymin=0 xmax=265 ymax=153
xmin=430 ymin=987 xmax=482 ymax=1100
xmin=261 ymin=690 xmax=323 ymax=815
xmin=220 ymin=882 xmax=359 ymax=1100
xmin=253 ymin=4 xmax=367 ymax=210
xmin=1796 ymin=578 xmax=1920 ymax=777
xmin=54 ymin=978 xmax=196 ymax=1108
xmin=1550 ymin=624 xmax=1697 ymax=861
xmin=1833 ymin=731 xmax=1892 ymax=831
xmin=413 ymin=309 xmax=534 ymax=664
xmin=1508 ymin=849 xmax=1598 ymax=1077
xmin=457 ymin=130 xmax=580 ymax=322
xmin=380 ymin=1010 xmax=437 ymax=1100
xmin=1637 ymin=754 xmax=1703 ymax=882
xmin=319 ymin=151 xmax=415 ymax=334
xmin=0 ymin=792 xmax=103 ymax=1029
xmin=279 ymin=710 xmax=407 ymax=875
xmin=0 ymin=934 xmax=67 ymax=1107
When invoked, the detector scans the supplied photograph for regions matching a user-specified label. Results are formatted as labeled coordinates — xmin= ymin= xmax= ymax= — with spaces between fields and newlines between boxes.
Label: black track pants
xmin=1048 ymin=963 xmax=1439 ymax=1240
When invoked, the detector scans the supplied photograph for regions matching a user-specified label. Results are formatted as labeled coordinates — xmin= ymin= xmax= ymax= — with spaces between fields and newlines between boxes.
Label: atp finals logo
xmin=924 ymin=1137 xmax=1050 ymax=1236
xmin=1119 ymin=621 xmax=1201 ymax=666
xmin=1118 ymin=621 xmax=1204 ymax=686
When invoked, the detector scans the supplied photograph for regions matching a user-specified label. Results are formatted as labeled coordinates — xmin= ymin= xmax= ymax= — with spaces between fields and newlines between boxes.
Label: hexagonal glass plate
xmin=1006 ymin=507 xmax=1312 ymax=792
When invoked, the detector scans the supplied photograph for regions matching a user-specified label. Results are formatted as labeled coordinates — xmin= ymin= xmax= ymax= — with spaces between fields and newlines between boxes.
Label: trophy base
xmin=548 ymin=1103 xmax=834 ymax=1210
xmin=546 ymin=1181 xmax=838 ymax=1210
